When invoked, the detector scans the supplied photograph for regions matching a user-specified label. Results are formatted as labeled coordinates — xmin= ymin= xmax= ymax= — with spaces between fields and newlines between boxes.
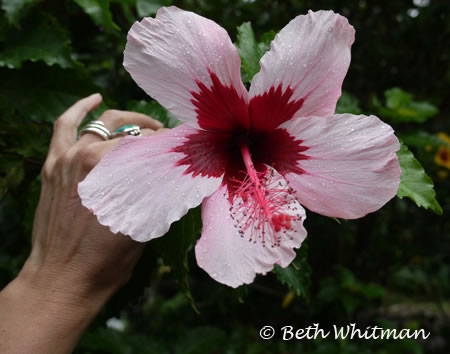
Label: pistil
xmin=229 ymin=141 xmax=299 ymax=247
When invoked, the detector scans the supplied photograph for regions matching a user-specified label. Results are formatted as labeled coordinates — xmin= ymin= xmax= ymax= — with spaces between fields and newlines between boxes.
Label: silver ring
xmin=79 ymin=120 xmax=111 ymax=140
xmin=111 ymin=125 xmax=141 ymax=138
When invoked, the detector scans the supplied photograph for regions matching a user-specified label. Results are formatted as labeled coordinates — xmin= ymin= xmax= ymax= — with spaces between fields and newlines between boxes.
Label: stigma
xmin=228 ymin=142 xmax=303 ymax=247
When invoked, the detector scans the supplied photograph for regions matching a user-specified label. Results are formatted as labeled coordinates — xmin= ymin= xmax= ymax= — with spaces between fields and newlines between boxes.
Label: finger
xmin=78 ymin=110 xmax=163 ymax=144
xmin=76 ymin=127 xmax=170 ymax=167
xmin=141 ymin=127 xmax=170 ymax=136
xmin=140 ymin=128 xmax=156 ymax=136
xmin=105 ymin=127 xmax=168 ymax=140
xmin=100 ymin=110 xmax=164 ymax=131
xmin=48 ymin=93 xmax=102 ymax=160
xmin=71 ymin=128 xmax=174 ymax=182
xmin=83 ymin=129 xmax=158 ymax=157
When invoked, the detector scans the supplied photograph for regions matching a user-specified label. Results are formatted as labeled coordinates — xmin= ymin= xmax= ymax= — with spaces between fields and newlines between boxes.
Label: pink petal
xmin=195 ymin=175 xmax=307 ymax=288
xmin=78 ymin=125 xmax=223 ymax=242
xmin=281 ymin=114 xmax=401 ymax=219
xmin=249 ymin=10 xmax=355 ymax=131
xmin=124 ymin=6 xmax=249 ymax=131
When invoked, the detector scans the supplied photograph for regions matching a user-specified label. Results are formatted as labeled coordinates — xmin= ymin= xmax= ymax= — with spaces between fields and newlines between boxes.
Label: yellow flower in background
xmin=281 ymin=290 xmax=296 ymax=309
xmin=437 ymin=132 xmax=450 ymax=144
xmin=435 ymin=132 xmax=450 ymax=169
xmin=438 ymin=170 xmax=449 ymax=179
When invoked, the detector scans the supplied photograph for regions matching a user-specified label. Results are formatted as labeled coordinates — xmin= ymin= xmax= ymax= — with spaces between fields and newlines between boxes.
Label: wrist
xmin=0 ymin=262 xmax=112 ymax=354
xmin=16 ymin=257 xmax=115 ymax=317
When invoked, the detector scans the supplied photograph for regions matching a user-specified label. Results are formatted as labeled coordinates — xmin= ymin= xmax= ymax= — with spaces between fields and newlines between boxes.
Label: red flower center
xmin=172 ymin=72 xmax=310 ymax=246
xmin=439 ymin=149 xmax=449 ymax=162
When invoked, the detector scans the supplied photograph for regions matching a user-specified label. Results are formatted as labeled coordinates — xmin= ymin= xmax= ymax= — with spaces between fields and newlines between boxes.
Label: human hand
xmin=0 ymin=93 xmax=165 ymax=354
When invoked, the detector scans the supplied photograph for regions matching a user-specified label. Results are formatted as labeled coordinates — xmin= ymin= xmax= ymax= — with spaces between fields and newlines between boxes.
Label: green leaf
xmin=386 ymin=87 xmax=412 ymax=108
xmin=257 ymin=30 xmax=276 ymax=55
xmin=335 ymin=91 xmax=362 ymax=114
xmin=273 ymin=244 xmax=311 ymax=300
xmin=397 ymin=131 xmax=450 ymax=149
xmin=80 ymin=327 xmax=169 ymax=354
xmin=236 ymin=25 xmax=277 ymax=82
xmin=1 ymin=0 xmax=35 ymax=25
xmin=231 ymin=285 xmax=248 ymax=303
xmin=375 ymin=87 xmax=438 ymax=123
xmin=0 ymin=160 xmax=24 ymax=199
xmin=127 ymin=100 xmax=181 ymax=128
xmin=174 ymin=327 xmax=227 ymax=354
xmin=0 ymin=15 xmax=8 ymax=41
xmin=151 ymin=207 xmax=202 ymax=312
xmin=74 ymin=0 xmax=119 ymax=31
xmin=235 ymin=22 xmax=261 ymax=82
xmin=0 ymin=14 xmax=75 ymax=69
xmin=397 ymin=143 xmax=443 ymax=215
xmin=0 ymin=63 xmax=101 ymax=123
xmin=137 ymin=0 xmax=168 ymax=17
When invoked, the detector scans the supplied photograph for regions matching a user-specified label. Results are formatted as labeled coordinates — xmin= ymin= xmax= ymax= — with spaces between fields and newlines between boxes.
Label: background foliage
xmin=1 ymin=0 xmax=449 ymax=353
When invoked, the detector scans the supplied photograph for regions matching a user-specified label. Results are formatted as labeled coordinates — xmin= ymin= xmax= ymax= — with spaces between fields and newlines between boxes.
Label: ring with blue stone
xmin=111 ymin=125 xmax=141 ymax=138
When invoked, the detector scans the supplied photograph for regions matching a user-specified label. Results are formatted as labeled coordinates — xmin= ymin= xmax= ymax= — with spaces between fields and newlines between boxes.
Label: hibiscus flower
xmin=78 ymin=7 xmax=401 ymax=287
